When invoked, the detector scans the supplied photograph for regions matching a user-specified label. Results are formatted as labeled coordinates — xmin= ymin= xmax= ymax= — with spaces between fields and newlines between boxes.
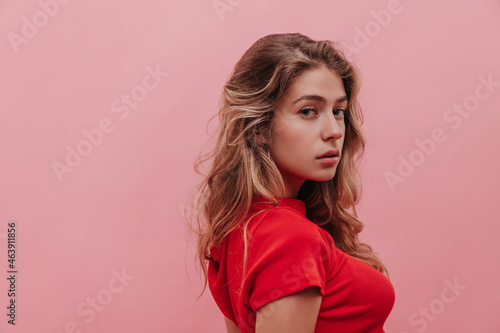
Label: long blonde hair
xmin=187 ymin=33 xmax=389 ymax=296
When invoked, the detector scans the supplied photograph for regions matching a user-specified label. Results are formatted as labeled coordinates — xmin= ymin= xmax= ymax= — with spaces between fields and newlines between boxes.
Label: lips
xmin=317 ymin=149 xmax=340 ymax=159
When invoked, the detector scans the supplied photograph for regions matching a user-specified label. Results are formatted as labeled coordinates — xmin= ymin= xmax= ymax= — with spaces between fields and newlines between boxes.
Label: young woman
xmin=189 ymin=33 xmax=395 ymax=332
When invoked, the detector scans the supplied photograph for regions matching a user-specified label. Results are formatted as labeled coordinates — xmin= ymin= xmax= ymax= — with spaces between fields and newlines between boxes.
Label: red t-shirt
xmin=208 ymin=196 xmax=395 ymax=332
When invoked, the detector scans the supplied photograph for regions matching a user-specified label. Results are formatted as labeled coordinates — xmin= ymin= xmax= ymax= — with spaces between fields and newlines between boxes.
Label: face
xmin=267 ymin=65 xmax=347 ymax=198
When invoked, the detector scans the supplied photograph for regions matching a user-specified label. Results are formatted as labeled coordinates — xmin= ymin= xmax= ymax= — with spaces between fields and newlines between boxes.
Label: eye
xmin=299 ymin=106 xmax=318 ymax=118
xmin=333 ymin=108 xmax=346 ymax=118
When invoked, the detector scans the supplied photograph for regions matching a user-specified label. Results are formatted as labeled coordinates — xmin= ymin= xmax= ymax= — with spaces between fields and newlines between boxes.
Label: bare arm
xmin=224 ymin=316 xmax=242 ymax=333
xmin=255 ymin=287 xmax=322 ymax=333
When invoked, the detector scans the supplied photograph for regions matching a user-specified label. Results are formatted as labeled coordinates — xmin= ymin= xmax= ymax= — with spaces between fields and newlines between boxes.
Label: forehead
xmin=284 ymin=66 xmax=346 ymax=104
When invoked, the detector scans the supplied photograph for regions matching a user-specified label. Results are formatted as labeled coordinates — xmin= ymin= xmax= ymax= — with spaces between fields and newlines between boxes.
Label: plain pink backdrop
xmin=1 ymin=0 xmax=499 ymax=332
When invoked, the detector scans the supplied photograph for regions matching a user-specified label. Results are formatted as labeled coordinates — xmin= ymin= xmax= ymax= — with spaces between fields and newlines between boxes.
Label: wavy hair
xmin=187 ymin=33 xmax=389 ymax=296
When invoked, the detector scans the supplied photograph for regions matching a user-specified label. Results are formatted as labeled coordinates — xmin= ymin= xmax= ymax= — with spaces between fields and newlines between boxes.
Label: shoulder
xmin=249 ymin=206 xmax=333 ymax=250
xmin=241 ymin=206 xmax=333 ymax=311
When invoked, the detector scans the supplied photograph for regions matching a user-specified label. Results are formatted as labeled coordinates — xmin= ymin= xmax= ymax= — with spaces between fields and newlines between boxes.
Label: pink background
xmin=1 ymin=0 xmax=499 ymax=332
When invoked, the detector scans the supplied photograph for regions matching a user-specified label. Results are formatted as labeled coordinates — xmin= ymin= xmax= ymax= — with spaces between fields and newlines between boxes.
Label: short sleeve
xmin=242 ymin=208 xmax=333 ymax=312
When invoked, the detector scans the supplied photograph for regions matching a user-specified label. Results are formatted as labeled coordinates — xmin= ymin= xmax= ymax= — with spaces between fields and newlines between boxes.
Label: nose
xmin=321 ymin=112 xmax=344 ymax=141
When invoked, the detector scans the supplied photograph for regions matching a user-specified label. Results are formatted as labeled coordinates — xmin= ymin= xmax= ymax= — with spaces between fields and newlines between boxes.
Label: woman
xmin=189 ymin=33 xmax=395 ymax=332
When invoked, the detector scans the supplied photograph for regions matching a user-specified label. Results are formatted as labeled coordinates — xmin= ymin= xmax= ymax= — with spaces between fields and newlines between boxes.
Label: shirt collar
xmin=253 ymin=195 xmax=306 ymax=217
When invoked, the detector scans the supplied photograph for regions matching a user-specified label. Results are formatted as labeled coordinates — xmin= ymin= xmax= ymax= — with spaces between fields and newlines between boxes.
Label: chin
xmin=309 ymin=172 xmax=337 ymax=182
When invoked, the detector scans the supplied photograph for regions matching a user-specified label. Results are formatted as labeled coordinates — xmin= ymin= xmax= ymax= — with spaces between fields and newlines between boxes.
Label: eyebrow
xmin=292 ymin=94 xmax=348 ymax=105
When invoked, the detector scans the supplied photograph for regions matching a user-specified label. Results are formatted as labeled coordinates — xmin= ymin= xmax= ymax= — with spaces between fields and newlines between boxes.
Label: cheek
xmin=276 ymin=128 xmax=310 ymax=155
xmin=270 ymin=130 xmax=305 ymax=164
xmin=271 ymin=118 xmax=301 ymax=148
